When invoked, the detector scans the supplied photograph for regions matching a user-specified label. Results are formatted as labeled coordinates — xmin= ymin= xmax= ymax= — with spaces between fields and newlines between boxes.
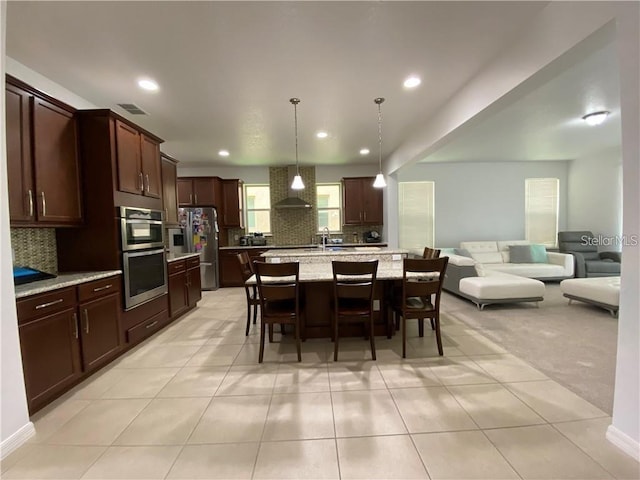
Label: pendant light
xmin=290 ymin=98 xmax=305 ymax=190
xmin=373 ymin=97 xmax=387 ymax=188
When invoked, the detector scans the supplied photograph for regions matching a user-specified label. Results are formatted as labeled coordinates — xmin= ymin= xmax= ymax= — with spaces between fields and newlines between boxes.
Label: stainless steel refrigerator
xmin=178 ymin=207 xmax=219 ymax=290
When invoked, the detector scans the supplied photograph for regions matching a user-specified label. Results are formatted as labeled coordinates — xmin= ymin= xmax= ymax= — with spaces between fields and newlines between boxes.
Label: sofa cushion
xmin=509 ymin=245 xmax=534 ymax=263
xmin=460 ymin=271 xmax=545 ymax=300
xmin=454 ymin=248 xmax=472 ymax=258
xmin=483 ymin=262 xmax=568 ymax=279
xmin=585 ymin=260 xmax=621 ymax=274
xmin=497 ymin=240 xmax=531 ymax=251
xmin=470 ymin=252 xmax=503 ymax=264
xmin=460 ymin=241 xmax=498 ymax=254
xmin=560 ymin=276 xmax=620 ymax=307
xmin=530 ymin=244 xmax=549 ymax=263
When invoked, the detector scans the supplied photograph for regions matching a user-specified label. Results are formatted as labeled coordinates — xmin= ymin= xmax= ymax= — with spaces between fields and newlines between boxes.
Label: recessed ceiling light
xmin=316 ymin=131 xmax=328 ymax=139
xmin=403 ymin=75 xmax=421 ymax=89
xmin=582 ymin=110 xmax=610 ymax=126
xmin=360 ymin=148 xmax=370 ymax=155
xmin=218 ymin=150 xmax=230 ymax=157
xmin=137 ymin=78 xmax=159 ymax=91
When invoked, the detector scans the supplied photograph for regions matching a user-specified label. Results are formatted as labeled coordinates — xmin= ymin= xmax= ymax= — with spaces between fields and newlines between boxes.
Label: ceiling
xmin=5 ymin=1 xmax=618 ymax=169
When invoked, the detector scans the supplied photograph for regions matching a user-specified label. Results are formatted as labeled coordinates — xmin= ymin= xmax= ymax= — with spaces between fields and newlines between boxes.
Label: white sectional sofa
xmin=459 ymin=240 xmax=574 ymax=280
xmin=441 ymin=240 xmax=574 ymax=309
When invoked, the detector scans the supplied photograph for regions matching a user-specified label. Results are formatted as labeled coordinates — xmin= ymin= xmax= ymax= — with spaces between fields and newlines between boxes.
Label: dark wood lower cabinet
xmin=79 ymin=294 xmax=121 ymax=371
xmin=17 ymin=275 xmax=122 ymax=414
xmin=18 ymin=308 xmax=82 ymax=413
xmin=168 ymin=256 xmax=202 ymax=318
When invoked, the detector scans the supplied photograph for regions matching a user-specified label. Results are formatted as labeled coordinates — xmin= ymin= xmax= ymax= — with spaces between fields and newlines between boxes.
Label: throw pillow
xmin=509 ymin=245 xmax=534 ymax=263
xmin=454 ymin=248 xmax=472 ymax=258
xmin=530 ymin=244 xmax=548 ymax=263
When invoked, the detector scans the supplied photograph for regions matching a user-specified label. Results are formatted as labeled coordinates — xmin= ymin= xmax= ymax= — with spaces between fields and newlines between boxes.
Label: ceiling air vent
xmin=117 ymin=103 xmax=147 ymax=115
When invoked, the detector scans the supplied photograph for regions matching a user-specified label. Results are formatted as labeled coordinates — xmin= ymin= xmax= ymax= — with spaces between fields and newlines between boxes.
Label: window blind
xmin=398 ymin=181 xmax=435 ymax=251
xmin=525 ymin=178 xmax=559 ymax=247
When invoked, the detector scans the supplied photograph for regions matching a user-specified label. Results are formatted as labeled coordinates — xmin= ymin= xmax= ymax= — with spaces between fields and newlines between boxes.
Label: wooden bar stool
xmin=237 ymin=252 xmax=259 ymax=336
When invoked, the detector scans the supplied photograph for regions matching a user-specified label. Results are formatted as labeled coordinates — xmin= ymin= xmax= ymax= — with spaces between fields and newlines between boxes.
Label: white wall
xmin=396 ymin=161 xmax=569 ymax=247
xmin=608 ymin=6 xmax=640 ymax=460
xmin=567 ymin=146 xmax=623 ymax=249
xmin=0 ymin=5 xmax=33 ymax=458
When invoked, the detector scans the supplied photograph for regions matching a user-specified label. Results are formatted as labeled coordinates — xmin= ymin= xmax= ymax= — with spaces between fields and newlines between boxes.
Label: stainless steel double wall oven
xmin=119 ymin=206 xmax=167 ymax=310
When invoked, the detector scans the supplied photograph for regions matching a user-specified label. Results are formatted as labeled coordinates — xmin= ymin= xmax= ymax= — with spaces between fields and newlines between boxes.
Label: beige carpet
xmin=441 ymin=283 xmax=617 ymax=414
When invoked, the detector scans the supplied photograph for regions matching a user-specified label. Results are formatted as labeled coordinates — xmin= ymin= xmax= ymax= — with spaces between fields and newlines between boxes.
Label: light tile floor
xmin=2 ymin=288 xmax=639 ymax=479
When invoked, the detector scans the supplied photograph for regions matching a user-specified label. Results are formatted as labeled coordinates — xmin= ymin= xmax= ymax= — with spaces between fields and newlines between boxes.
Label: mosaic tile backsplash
xmin=11 ymin=228 xmax=58 ymax=274
xmin=270 ymin=166 xmax=317 ymax=245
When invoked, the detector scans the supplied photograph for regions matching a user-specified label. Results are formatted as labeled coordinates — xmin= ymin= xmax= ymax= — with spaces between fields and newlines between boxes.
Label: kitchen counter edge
xmin=166 ymin=252 xmax=201 ymax=263
xmin=15 ymin=270 xmax=123 ymax=299
xmin=220 ymin=243 xmax=388 ymax=250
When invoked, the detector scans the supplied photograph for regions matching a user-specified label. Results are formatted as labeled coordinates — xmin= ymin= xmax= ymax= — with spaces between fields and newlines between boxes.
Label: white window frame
xmin=316 ymin=182 xmax=342 ymax=233
xmin=525 ymin=178 xmax=559 ymax=248
xmin=398 ymin=181 xmax=435 ymax=253
xmin=244 ymin=183 xmax=272 ymax=235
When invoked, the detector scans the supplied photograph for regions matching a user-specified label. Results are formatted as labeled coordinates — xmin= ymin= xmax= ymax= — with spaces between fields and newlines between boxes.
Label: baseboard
xmin=606 ymin=424 xmax=640 ymax=461
xmin=0 ymin=422 xmax=35 ymax=460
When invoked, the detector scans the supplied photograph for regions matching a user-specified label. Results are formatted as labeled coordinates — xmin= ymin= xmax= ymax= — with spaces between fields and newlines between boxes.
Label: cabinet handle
xmin=364 ymin=211 xmax=367 ymax=221
xmin=189 ymin=193 xmax=193 ymax=204
xmin=145 ymin=321 xmax=159 ymax=329
xmin=28 ymin=190 xmax=34 ymax=217
xmin=35 ymin=298 xmax=63 ymax=310
xmin=93 ymin=284 xmax=113 ymax=292
xmin=72 ymin=313 xmax=79 ymax=339
xmin=359 ymin=211 xmax=362 ymax=222
xmin=194 ymin=193 xmax=198 ymax=204
xmin=145 ymin=174 xmax=150 ymax=193
xmin=139 ymin=172 xmax=144 ymax=191
xmin=41 ymin=191 xmax=46 ymax=217
xmin=83 ymin=309 xmax=90 ymax=334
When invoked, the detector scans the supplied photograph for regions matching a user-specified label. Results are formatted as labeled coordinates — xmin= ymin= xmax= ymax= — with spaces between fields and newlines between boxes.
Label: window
xmin=398 ymin=181 xmax=435 ymax=251
xmin=317 ymin=183 xmax=341 ymax=232
xmin=525 ymin=178 xmax=559 ymax=247
xmin=244 ymin=184 xmax=271 ymax=234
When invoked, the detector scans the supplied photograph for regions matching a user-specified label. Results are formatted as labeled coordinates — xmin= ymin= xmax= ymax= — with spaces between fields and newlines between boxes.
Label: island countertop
xmin=259 ymin=247 xmax=408 ymax=264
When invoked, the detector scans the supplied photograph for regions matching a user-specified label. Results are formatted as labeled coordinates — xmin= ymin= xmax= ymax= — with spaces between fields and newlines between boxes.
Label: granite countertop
xmin=219 ymin=243 xmax=388 ymax=251
xmin=245 ymin=261 xmax=436 ymax=284
xmin=166 ymin=252 xmax=201 ymax=263
xmin=15 ymin=270 xmax=122 ymax=299
xmin=261 ymin=247 xmax=407 ymax=257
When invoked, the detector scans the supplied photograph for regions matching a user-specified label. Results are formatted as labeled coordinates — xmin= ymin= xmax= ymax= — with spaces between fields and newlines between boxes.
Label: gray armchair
xmin=557 ymin=231 xmax=621 ymax=278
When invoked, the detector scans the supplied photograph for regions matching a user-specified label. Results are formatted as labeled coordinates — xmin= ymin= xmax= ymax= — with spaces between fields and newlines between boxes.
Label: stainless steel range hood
xmin=273 ymin=166 xmax=312 ymax=209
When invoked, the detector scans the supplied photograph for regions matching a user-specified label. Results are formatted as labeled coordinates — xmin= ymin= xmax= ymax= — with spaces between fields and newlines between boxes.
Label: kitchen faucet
xmin=321 ymin=227 xmax=330 ymax=250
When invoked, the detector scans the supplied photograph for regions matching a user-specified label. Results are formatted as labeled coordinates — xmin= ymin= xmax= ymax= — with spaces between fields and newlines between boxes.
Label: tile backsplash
xmin=10 ymin=228 xmax=58 ymax=273
xmin=270 ymin=166 xmax=317 ymax=245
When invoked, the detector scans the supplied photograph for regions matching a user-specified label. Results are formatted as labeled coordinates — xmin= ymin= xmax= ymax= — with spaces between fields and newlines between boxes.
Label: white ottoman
xmin=560 ymin=276 xmax=620 ymax=316
xmin=459 ymin=272 xmax=545 ymax=310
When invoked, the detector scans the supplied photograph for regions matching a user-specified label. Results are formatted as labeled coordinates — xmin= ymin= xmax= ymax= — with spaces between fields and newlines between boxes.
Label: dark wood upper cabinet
xmin=342 ymin=177 xmax=383 ymax=225
xmin=141 ymin=134 xmax=162 ymax=198
xmin=5 ymin=82 xmax=34 ymax=222
xmin=5 ymin=76 xmax=82 ymax=226
xmin=114 ymin=119 xmax=162 ymax=199
xmin=161 ymin=154 xmax=179 ymax=226
xmin=177 ymin=177 xmax=221 ymax=207
xmin=220 ymin=179 xmax=244 ymax=228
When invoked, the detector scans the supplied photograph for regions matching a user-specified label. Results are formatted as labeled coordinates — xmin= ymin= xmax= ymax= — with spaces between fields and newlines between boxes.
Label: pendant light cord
xmin=375 ymin=97 xmax=385 ymax=175
xmin=290 ymin=98 xmax=301 ymax=175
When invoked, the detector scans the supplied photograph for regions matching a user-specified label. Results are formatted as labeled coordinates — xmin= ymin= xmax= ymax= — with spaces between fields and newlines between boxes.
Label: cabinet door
xmin=221 ymin=180 xmax=243 ymax=228
xmin=342 ymin=178 xmax=364 ymax=225
xmin=5 ymin=83 xmax=34 ymax=223
xmin=19 ymin=309 xmax=82 ymax=412
xmin=362 ymin=179 xmax=383 ymax=224
xmin=187 ymin=266 xmax=202 ymax=306
xmin=192 ymin=178 xmax=217 ymax=206
xmin=115 ymin=120 xmax=142 ymax=195
xmin=219 ymin=250 xmax=244 ymax=287
xmin=168 ymin=272 xmax=188 ymax=317
xmin=79 ymin=295 xmax=121 ymax=371
xmin=141 ymin=134 xmax=162 ymax=198
xmin=177 ymin=178 xmax=194 ymax=206
xmin=161 ymin=157 xmax=179 ymax=226
xmin=32 ymin=97 xmax=82 ymax=224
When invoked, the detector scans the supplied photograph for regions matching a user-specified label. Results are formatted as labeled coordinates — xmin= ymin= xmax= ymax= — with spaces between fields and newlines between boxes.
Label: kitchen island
xmin=247 ymin=249 xmax=413 ymax=339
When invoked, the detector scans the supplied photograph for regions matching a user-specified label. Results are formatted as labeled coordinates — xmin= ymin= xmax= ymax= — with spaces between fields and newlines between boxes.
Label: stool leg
xmin=434 ymin=314 xmax=443 ymax=356
xmin=402 ymin=316 xmax=407 ymax=359
xmin=295 ymin=321 xmax=301 ymax=362
xmin=418 ymin=318 xmax=424 ymax=337
xmin=369 ymin=316 xmax=376 ymax=361
xmin=259 ymin=321 xmax=266 ymax=363
xmin=334 ymin=319 xmax=340 ymax=362
xmin=245 ymin=303 xmax=251 ymax=336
